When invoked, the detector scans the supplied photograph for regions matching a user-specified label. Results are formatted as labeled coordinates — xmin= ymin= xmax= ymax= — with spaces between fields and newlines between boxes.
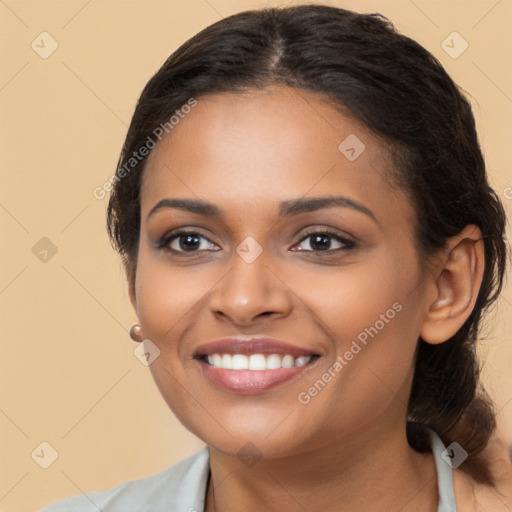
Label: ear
xmin=125 ymin=258 xmax=137 ymax=313
xmin=420 ymin=224 xmax=485 ymax=344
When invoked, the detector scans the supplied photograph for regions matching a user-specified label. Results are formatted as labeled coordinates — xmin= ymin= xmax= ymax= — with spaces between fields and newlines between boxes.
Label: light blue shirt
xmin=40 ymin=430 xmax=456 ymax=511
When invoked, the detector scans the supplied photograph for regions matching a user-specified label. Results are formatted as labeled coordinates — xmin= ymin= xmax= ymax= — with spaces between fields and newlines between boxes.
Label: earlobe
xmin=420 ymin=225 xmax=484 ymax=345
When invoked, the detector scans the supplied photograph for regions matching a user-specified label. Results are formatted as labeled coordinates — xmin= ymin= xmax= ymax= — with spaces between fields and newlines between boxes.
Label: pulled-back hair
xmin=106 ymin=4 xmax=508 ymax=485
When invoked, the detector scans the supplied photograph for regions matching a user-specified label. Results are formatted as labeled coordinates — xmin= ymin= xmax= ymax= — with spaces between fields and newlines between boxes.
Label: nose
xmin=208 ymin=249 xmax=293 ymax=327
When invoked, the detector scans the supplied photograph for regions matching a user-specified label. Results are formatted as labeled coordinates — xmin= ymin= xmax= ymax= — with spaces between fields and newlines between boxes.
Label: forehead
xmin=140 ymin=86 xmax=412 ymax=225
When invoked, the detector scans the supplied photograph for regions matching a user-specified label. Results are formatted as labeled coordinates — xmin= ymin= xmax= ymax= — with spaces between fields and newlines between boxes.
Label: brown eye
xmin=292 ymin=230 xmax=356 ymax=253
xmin=158 ymin=230 xmax=219 ymax=253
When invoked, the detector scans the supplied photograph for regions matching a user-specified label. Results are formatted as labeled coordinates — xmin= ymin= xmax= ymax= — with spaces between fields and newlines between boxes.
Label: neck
xmin=205 ymin=418 xmax=438 ymax=512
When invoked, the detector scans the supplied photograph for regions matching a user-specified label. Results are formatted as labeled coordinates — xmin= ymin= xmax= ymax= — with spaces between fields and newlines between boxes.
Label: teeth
xmin=221 ymin=354 xmax=233 ymax=369
xmin=232 ymin=354 xmax=249 ymax=370
xmin=266 ymin=354 xmax=282 ymax=369
xmin=249 ymin=354 xmax=266 ymax=370
xmin=282 ymin=355 xmax=295 ymax=368
xmin=295 ymin=356 xmax=311 ymax=367
xmin=212 ymin=354 xmax=222 ymax=367
xmin=205 ymin=353 xmax=313 ymax=370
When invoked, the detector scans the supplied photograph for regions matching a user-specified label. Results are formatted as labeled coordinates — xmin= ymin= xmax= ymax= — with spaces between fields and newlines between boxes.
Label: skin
xmin=127 ymin=85 xmax=506 ymax=511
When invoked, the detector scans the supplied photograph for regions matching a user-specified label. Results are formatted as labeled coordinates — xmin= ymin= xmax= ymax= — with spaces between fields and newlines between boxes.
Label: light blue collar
xmin=430 ymin=429 xmax=457 ymax=512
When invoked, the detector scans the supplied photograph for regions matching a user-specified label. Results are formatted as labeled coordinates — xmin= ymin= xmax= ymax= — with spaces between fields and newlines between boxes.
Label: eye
xmin=157 ymin=230 xmax=219 ymax=253
xmin=291 ymin=229 xmax=356 ymax=253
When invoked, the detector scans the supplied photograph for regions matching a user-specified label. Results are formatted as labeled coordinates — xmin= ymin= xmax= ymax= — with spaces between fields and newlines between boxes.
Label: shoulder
xmin=453 ymin=432 xmax=512 ymax=511
xmin=39 ymin=447 xmax=210 ymax=512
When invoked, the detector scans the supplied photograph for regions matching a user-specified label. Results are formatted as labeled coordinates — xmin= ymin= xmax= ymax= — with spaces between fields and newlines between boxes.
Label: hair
xmin=106 ymin=4 xmax=508 ymax=485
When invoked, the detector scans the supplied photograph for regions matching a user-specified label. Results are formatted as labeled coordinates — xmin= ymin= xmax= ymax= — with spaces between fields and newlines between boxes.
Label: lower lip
xmin=197 ymin=359 xmax=317 ymax=394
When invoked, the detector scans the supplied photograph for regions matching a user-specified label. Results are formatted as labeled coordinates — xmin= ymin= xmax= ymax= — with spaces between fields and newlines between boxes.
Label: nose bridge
xmin=209 ymin=241 xmax=291 ymax=324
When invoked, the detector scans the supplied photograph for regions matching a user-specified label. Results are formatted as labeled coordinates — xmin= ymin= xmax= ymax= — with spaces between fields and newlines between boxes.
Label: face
xmin=131 ymin=86 xmax=428 ymax=459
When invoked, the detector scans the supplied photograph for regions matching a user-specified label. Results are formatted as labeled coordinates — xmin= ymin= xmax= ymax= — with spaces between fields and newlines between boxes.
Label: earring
xmin=129 ymin=324 xmax=143 ymax=342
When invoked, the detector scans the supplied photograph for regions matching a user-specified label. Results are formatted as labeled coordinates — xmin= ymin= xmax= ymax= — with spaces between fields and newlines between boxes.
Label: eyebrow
xmin=147 ymin=195 xmax=378 ymax=225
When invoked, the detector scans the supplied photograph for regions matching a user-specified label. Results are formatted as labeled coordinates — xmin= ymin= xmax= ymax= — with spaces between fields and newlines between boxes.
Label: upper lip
xmin=193 ymin=337 xmax=320 ymax=358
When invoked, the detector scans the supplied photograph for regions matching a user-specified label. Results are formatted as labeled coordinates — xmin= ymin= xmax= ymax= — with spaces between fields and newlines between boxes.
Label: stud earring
xmin=129 ymin=324 xmax=143 ymax=342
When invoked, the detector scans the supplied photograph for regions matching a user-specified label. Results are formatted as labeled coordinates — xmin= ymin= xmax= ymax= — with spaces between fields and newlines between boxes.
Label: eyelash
xmin=156 ymin=228 xmax=357 ymax=256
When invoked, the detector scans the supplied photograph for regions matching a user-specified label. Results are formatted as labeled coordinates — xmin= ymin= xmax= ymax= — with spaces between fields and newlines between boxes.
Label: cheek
xmin=292 ymin=246 xmax=421 ymax=349
xmin=133 ymin=243 xmax=214 ymax=339
xmin=293 ymin=245 xmax=423 ymax=408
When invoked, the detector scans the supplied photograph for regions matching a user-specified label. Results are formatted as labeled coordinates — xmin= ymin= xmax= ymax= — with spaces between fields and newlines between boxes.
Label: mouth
xmin=193 ymin=338 xmax=321 ymax=394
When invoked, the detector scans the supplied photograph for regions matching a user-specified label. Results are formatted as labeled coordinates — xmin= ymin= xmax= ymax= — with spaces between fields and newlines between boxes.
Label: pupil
xmin=311 ymin=234 xmax=330 ymax=251
xmin=180 ymin=234 xmax=200 ymax=251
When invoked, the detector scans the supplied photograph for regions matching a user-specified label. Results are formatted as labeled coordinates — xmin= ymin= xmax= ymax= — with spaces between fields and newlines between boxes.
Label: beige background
xmin=1 ymin=0 xmax=511 ymax=510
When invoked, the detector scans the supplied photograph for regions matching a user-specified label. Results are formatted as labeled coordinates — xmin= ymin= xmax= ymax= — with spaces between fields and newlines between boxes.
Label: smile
xmin=193 ymin=337 xmax=321 ymax=393
xmin=203 ymin=353 xmax=314 ymax=370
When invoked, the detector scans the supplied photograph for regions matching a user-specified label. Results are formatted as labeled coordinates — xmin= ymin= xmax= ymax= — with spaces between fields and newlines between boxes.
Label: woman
xmin=42 ymin=4 xmax=511 ymax=511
